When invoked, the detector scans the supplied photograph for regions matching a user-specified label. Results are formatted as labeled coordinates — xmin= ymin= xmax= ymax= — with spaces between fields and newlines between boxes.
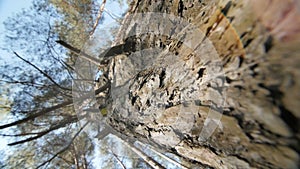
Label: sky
xmin=0 ymin=0 xmax=127 ymax=63
xmin=0 ymin=0 xmax=33 ymax=162
xmin=0 ymin=0 xmax=33 ymax=32
xmin=0 ymin=0 xmax=33 ymax=65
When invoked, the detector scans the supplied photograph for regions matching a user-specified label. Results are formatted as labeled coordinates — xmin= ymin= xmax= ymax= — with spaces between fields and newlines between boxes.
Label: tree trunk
xmin=104 ymin=0 xmax=300 ymax=168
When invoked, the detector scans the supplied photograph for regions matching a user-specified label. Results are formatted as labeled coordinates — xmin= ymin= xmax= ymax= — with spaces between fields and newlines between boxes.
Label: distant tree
xmin=0 ymin=82 xmax=11 ymax=120
xmin=0 ymin=0 xmax=108 ymax=168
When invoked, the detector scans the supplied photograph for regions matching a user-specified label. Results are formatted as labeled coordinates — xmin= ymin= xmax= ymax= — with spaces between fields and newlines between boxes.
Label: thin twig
xmin=13 ymin=51 xmax=71 ymax=91
xmin=8 ymin=115 xmax=79 ymax=146
xmin=0 ymin=81 xmax=109 ymax=130
xmin=89 ymin=0 xmax=107 ymax=37
xmin=104 ymin=8 xmax=122 ymax=23
xmin=135 ymin=141 xmax=189 ymax=169
xmin=117 ymin=136 xmax=165 ymax=169
xmin=0 ymin=100 xmax=73 ymax=130
xmin=36 ymin=121 xmax=89 ymax=169
xmin=110 ymin=150 xmax=126 ymax=169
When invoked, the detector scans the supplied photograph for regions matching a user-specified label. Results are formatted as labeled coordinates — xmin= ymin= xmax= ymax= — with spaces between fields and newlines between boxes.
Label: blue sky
xmin=0 ymin=0 xmax=33 ymax=64
xmin=0 ymin=0 xmax=126 ymax=63
xmin=0 ymin=0 xmax=33 ymax=31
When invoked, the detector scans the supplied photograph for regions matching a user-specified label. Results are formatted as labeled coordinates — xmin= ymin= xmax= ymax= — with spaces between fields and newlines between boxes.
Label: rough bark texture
xmin=101 ymin=0 xmax=300 ymax=168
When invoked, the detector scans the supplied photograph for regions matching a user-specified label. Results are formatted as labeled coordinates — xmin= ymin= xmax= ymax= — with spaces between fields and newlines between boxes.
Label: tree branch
xmin=110 ymin=149 xmax=126 ymax=169
xmin=13 ymin=51 xmax=71 ymax=91
xmin=0 ymin=79 xmax=45 ymax=88
xmin=89 ymin=0 xmax=107 ymax=37
xmin=135 ymin=141 xmax=189 ymax=169
xmin=0 ymin=100 xmax=73 ymax=130
xmin=104 ymin=8 xmax=122 ymax=23
xmin=0 ymin=132 xmax=40 ymax=137
xmin=118 ymin=136 xmax=165 ymax=169
xmin=56 ymin=40 xmax=101 ymax=65
xmin=36 ymin=121 xmax=89 ymax=169
xmin=0 ymin=78 xmax=110 ymax=133
xmin=8 ymin=115 xmax=79 ymax=146
xmin=0 ymin=81 xmax=110 ymax=130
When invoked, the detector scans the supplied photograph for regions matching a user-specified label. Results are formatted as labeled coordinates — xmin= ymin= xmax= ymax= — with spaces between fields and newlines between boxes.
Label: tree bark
xmin=104 ymin=0 xmax=300 ymax=168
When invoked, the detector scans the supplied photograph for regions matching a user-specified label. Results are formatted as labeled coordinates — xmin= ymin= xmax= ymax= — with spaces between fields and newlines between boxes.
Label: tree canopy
xmin=0 ymin=0 xmax=109 ymax=168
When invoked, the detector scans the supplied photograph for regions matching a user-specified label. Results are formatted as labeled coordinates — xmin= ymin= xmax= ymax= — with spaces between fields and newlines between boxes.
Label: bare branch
xmin=0 ymin=132 xmax=40 ymax=137
xmin=0 ymin=81 xmax=109 ymax=130
xmin=8 ymin=115 xmax=79 ymax=146
xmin=104 ymin=8 xmax=122 ymax=23
xmin=13 ymin=51 xmax=71 ymax=91
xmin=36 ymin=121 xmax=89 ymax=169
xmin=135 ymin=141 xmax=189 ymax=169
xmin=89 ymin=0 xmax=107 ymax=37
xmin=42 ymin=145 xmax=74 ymax=166
xmin=116 ymin=136 xmax=165 ymax=169
xmin=56 ymin=40 xmax=101 ymax=65
xmin=46 ymin=41 xmax=76 ymax=78
xmin=0 ymin=100 xmax=73 ymax=130
xmin=94 ymin=81 xmax=110 ymax=95
xmin=110 ymin=149 xmax=126 ymax=169
xmin=0 ymin=79 xmax=45 ymax=88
